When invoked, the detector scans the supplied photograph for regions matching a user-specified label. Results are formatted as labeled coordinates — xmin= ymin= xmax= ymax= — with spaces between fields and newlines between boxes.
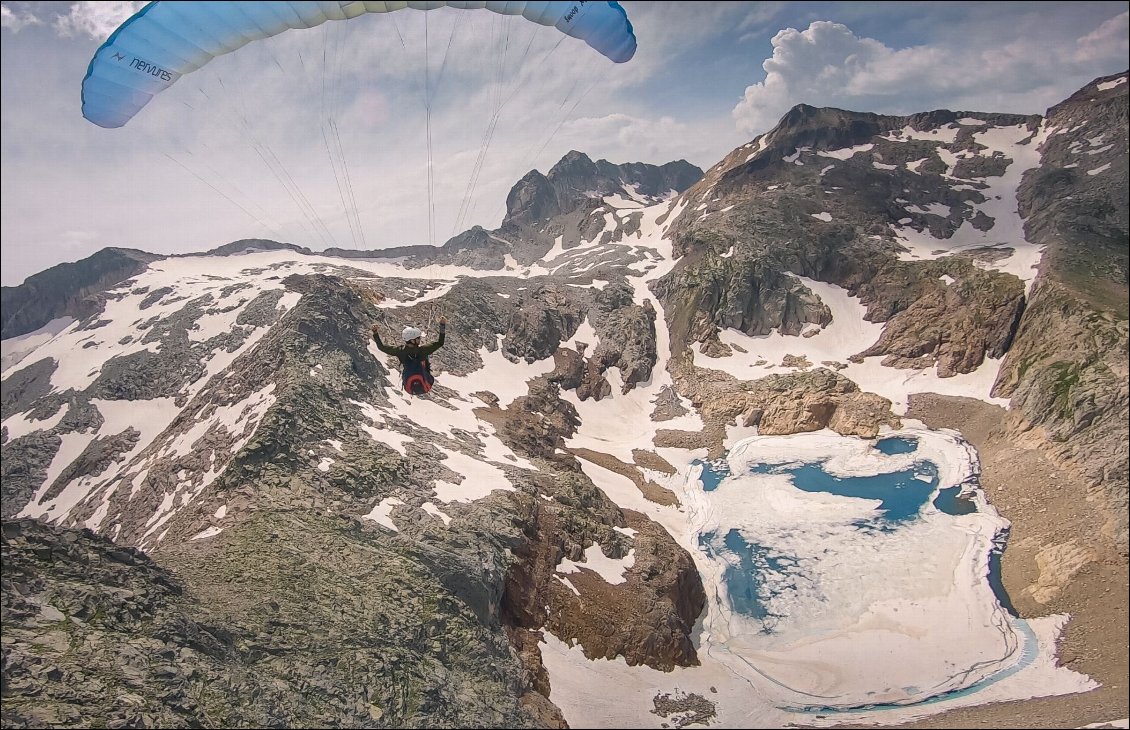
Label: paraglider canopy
xmin=81 ymin=0 xmax=637 ymax=129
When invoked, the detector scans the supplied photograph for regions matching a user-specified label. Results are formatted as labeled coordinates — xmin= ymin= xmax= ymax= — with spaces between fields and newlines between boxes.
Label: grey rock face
xmin=1 ymin=357 xmax=57 ymax=421
xmin=854 ymin=260 xmax=1025 ymax=376
xmin=38 ymin=429 xmax=140 ymax=505
xmin=654 ymin=102 xmax=1042 ymax=384
xmin=199 ymin=238 xmax=312 ymax=257
xmin=1 ymin=432 xmax=61 ymax=519
xmin=580 ymin=282 xmax=658 ymax=397
xmin=1 ymin=516 xmax=545 ymax=729
xmin=1 ymin=248 xmax=160 ymax=340
xmin=323 ymin=151 xmax=701 ymax=272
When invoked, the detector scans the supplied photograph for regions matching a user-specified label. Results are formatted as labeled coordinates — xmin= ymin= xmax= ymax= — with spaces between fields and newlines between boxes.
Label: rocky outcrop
xmin=502 ymin=284 xmax=588 ymax=364
xmin=542 ymin=508 xmax=705 ymax=670
xmin=715 ymin=104 xmax=1037 ymax=191
xmin=652 ymin=249 xmax=833 ymax=355
xmin=1 ymin=357 xmax=57 ymax=421
xmin=662 ymin=359 xmax=900 ymax=457
xmin=995 ymin=279 xmax=1129 ymax=547
xmin=500 ymin=477 xmax=705 ymax=674
xmin=1 ymin=247 xmax=160 ymax=340
xmin=577 ymin=281 xmax=658 ymax=398
xmin=488 ymin=378 xmax=580 ymax=463
xmin=323 ymin=152 xmax=701 ymax=271
xmin=200 ymin=238 xmax=311 ymax=257
xmin=506 ymin=168 xmax=563 ymax=227
xmin=2 ymin=518 xmax=210 ymax=729
xmin=854 ymin=261 xmax=1025 ymax=376
xmin=37 ymin=429 xmax=140 ymax=505
xmin=477 ymin=375 xmax=706 ymax=672
xmin=332 ymin=228 xmax=515 ymax=270
xmin=651 ymin=102 xmax=1047 ymax=387
xmin=0 ymin=433 xmax=60 ymax=519
xmin=1 ymin=513 xmax=550 ymax=729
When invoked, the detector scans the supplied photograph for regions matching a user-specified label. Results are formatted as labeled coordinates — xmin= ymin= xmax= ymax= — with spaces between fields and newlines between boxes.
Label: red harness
xmin=403 ymin=355 xmax=433 ymax=395
xmin=404 ymin=372 xmax=432 ymax=395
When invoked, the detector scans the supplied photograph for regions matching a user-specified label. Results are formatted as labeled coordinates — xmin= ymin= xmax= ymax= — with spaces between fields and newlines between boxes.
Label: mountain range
xmin=1 ymin=70 xmax=1126 ymax=729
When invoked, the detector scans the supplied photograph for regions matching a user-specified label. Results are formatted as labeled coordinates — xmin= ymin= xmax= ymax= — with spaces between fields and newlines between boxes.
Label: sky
xmin=1 ymin=1 xmax=1127 ymax=287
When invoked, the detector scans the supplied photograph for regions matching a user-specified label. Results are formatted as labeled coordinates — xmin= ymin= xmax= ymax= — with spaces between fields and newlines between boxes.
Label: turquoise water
xmin=694 ymin=434 xmax=1022 ymax=712
xmin=875 ymin=437 xmax=919 ymax=454
xmin=698 ymin=528 xmax=800 ymax=633
xmin=698 ymin=458 xmax=730 ymax=491
xmin=933 ymin=486 xmax=977 ymax=515
xmin=749 ymin=460 xmax=938 ymax=525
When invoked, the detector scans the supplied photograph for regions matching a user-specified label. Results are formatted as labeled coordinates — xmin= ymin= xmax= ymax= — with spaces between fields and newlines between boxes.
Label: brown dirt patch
xmin=570 ymin=447 xmax=681 ymax=507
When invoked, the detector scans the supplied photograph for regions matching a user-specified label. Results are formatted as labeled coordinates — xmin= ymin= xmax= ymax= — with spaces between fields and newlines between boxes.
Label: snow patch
xmin=363 ymin=497 xmax=403 ymax=532
xmin=557 ymin=543 xmax=636 ymax=585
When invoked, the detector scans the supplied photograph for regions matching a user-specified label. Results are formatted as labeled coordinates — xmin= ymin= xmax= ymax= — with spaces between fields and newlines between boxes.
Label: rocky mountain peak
xmin=1 ymin=247 xmax=162 ymax=340
xmin=547 ymin=149 xmax=601 ymax=182
xmin=1046 ymin=70 xmax=1129 ymax=119
xmin=201 ymin=239 xmax=311 ymax=257
xmin=504 ymin=168 xmax=560 ymax=227
xmin=739 ymin=104 xmax=891 ymax=172
xmin=503 ymin=150 xmax=702 ymax=228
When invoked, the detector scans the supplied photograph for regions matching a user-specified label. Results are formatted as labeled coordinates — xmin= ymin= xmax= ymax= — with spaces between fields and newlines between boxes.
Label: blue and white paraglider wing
xmin=81 ymin=1 xmax=637 ymax=128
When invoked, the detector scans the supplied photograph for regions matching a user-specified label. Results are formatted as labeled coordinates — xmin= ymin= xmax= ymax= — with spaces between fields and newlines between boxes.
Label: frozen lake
xmin=544 ymin=426 xmax=1096 ymax=728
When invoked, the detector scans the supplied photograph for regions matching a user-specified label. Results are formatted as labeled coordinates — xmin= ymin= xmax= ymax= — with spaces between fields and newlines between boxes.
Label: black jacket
xmin=372 ymin=323 xmax=446 ymax=377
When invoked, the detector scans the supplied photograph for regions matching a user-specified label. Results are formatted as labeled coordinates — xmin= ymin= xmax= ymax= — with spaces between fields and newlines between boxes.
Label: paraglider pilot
xmin=371 ymin=316 xmax=447 ymax=396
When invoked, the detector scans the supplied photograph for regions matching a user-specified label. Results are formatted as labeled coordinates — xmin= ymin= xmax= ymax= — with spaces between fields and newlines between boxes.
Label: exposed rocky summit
xmin=322 ymin=151 xmax=703 ymax=271
xmin=656 ymin=105 xmax=1039 ymax=380
xmin=2 ymin=269 xmax=706 ymax=728
xmin=1 ymin=515 xmax=551 ymax=729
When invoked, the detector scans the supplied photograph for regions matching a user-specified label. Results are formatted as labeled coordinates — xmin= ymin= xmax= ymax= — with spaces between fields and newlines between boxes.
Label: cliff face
xmin=995 ymin=72 xmax=1129 ymax=548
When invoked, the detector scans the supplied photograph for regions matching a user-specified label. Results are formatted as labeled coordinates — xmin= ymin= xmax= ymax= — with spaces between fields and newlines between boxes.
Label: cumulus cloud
xmin=53 ymin=1 xmax=142 ymax=41
xmin=733 ymin=12 xmax=1130 ymax=137
xmin=1 ymin=2 xmax=42 ymax=33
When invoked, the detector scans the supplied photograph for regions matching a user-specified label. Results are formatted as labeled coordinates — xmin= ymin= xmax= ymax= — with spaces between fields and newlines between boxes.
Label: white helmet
xmin=402 ymin=326 xmax=423 ymax=342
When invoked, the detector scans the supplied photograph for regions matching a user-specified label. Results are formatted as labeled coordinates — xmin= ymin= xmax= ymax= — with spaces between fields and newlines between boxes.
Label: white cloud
xmin=733 ymin=13 xmax=1130 ymax=137
xmin=54 ymin=1 xmax=143 ymax=41
xmin=1 ymin=2 xmax=41 ymax=33
xmin=1073 ymin=11 xmax=1129 ymax=63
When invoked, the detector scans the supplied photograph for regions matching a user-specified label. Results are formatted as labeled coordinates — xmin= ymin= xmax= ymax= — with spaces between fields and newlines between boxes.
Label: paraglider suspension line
xmin=425 ymin=12 xmax=436 ymax=248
